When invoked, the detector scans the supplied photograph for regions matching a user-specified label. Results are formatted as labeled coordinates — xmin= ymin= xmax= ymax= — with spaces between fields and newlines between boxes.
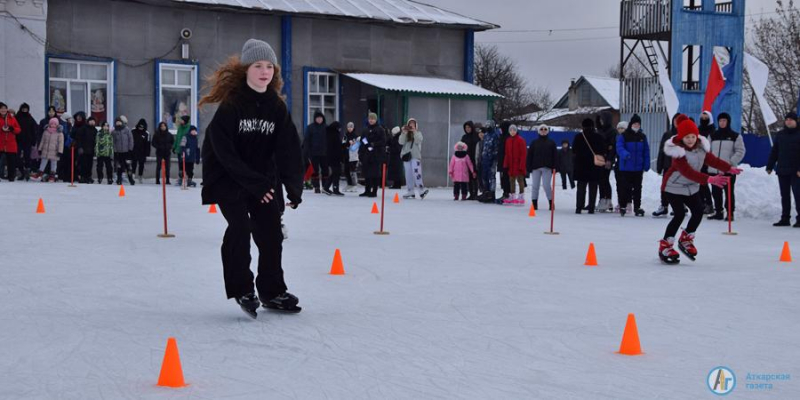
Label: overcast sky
xmin=424 ymin=0 xmax=778 ymax=98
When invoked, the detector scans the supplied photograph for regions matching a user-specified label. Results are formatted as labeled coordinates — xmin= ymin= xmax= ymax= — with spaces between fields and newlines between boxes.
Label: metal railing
xmin=620 ymin=0 xmax=671 ymax=37
xmin=620 ymin=76 xmax=667 ymax=114
xmin=683 ymin=2 xmax=734 ymax=13
xmin=681 ymin=81 xmax=701 ymax=91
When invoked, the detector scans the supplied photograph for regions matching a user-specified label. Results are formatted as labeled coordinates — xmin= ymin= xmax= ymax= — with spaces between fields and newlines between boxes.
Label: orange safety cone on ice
xmin=529 ymin=204 xmax=536 ymax=217
xmin=393 ymin=193 xmax=400 ymax=204
xmin=36 ymin=198 xmax=45 ymax=214
xmin=618 ymin=313 xmax=643 ymax=355
xmin=330 ymin=249 xmax=345 ymax=275
xmin=584 ymin=243 xmax=598 ymax=266
xmin=371 ymin=202 xmax=380 ymax=214
xmin=780 ymin=242 xmax=792 ymax=262
xmin=119 ymin=185 xmax=126 ymax=197
xmin=208 ymin=204 xmax=217 ymax=214
xmin=157 ymin=337 xmax=187 ymax=387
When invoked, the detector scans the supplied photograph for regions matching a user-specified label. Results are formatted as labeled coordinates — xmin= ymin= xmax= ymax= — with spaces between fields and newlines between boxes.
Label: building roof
xmin=173 ymin=0 xmax=498 ymax=30
xmin=345 ymin=73 xmax=502 ymax=98
xmin=519 ymin=106 xmax=613 ymax=123
xmin=554 ymin=75 xmax=620 ymax=110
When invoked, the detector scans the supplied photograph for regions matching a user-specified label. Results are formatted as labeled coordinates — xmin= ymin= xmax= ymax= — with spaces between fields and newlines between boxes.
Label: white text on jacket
xmin=238 ymin=119 xmax=275 ymax=135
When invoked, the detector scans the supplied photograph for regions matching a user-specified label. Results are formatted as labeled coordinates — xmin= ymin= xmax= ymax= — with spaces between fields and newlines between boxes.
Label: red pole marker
xmin=181 ymin=152 xmax=188 ymax=190
xmin=374 ymin=163 xmax=390 ymax=235
xmin=158 ymin=159 xmax=175 ymax=238
xmin=545 ymin=168 xmax=559 ymax=235
xmin=68 ymin=146 xmax=76 ymax=187
xmin=723 ymin=177 xmax=737 ymax=235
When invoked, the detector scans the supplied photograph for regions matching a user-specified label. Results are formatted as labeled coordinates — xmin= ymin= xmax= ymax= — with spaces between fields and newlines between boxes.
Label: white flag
xmin=654 ymin=45 xmax=679 ymax=119
xmin=744 ymin=52 xmax=778 ymax=127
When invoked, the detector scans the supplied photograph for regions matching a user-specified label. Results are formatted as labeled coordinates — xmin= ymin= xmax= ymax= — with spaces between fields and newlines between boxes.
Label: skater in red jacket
xmin=658 ymin=114 xmax=741 ymax=264
xmin=503 ymin=124 xmax=527 ymax=205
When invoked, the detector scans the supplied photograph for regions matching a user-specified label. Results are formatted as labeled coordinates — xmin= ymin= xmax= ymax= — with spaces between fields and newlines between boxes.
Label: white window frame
xmin=157 ymin=63 xmax=198 ymax=134
xmin=307 ymin=71 xmax=339 ymax=126
xmin=48 ymin=58 xmax=114 ymax=121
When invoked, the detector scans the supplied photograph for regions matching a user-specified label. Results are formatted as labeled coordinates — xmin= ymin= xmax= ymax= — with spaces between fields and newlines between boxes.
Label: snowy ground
xmin=1 ymin=167 xmax=798 ymax=399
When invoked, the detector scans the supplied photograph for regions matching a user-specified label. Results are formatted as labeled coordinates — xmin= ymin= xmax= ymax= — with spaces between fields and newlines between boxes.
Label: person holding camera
xmin=398 ymin=118 xmax=428 ymax=199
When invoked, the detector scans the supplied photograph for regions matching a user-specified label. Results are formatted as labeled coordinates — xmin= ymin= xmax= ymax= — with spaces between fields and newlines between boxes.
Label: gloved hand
xmin=728 ymin=167 xmax=742 ymax=175
xmin=708 ymin=175 xmax=729 ymax=188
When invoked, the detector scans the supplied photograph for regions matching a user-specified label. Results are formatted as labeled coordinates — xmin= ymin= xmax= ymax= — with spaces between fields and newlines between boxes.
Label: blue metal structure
xmin=669 ymin=0 xmax=745 ymax=132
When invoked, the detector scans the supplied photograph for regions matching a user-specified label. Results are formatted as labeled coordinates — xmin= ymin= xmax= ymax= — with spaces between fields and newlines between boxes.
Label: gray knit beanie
xmin=241 ymin=39 xmax=278 ymax=66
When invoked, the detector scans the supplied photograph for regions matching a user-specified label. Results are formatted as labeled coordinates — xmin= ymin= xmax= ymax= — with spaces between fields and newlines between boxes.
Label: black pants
xmin=96 ymin=156 xmax=113 ymax=181
xmin=711 ymin=174 xmax=736 ymax=214
xmin=778 ymin=174 xmax=800 ymax=219
xmin=79 ymin=153 xmax=94 ymax=181
xmin=500 ymin=171 xmax=510 ymax=196
xmin=617 ymin=171 xmax=644 ymax=210
xmin=218 ymin=197 xmax=287 ymax=300
xmin=176 ymin=151 xmax=184 ymax=180
xmin=325 ymin=160 xmax=341 ymax=191
xmin=57 ymin=150 xmax=71 ymax=181
xmin=344 ymin=160 xmax=357 ymax=185
xmin=310 ymin=156 xmax=327 ymax=188
xmin=453 ymin=182 xmax=468 ymax=198
xmin=599 ymin=168 xmax=612 ymax=200
xmin=660 ymin=190 xmax=669 ymax=207
xmin=1 ymin=152 xmax=16 ymax=181
xmin=17 ymin=145 xmax=31 ymax=176
xmin=156 ymin=153 xmax=171 ymax=182
xmin=114 ymin=152 xmax=130 ymax=181
xmin=699 ymin=167 xmax=713 ymax=208
xmin=185 ymin=162 xmax=195 ymax=179
xmin=664 ymin=192 xmax=704 ymax=239
xmin=365 ymin=177 xmax=381 ymax=195
xmin=131 ymin=154 xmax=147 ymax=176
xmin=560 ymin=170 xmax=574 ymax=189
xmin=576 ymin=180 xmax=598 ymax=211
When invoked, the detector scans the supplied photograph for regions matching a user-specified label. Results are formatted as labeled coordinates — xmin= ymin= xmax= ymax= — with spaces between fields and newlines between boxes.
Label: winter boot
xmin=773 ymin=218 xmax=791 ymax=227
xmin=107 ymin=179 xmax=113 ymax=185
xmin=332 ymin=186 xmax=344 ymax=196
xmin=596 ymin=198 xmax=607 ymax=213
xmin=532 ymin=199 xmax=539 ymax=210
xmin=235 ymin=292 xmax=260 ymax=319
xmin=548 ymin=199 xmax=554 ymax=210
xmin=128 ymin=172 xmax=135 ymax=185
xmin=652 ymin=205 xmax=668 ymax=218
xmin=794 ymin=219 xmax=800 ymax=228
xmin=262 ymin=292 xmax=301 ymax=313
xmin=137 ymin=174 xmax=143 ymax=184
xmin=620 ymin=204 xmax=627 ymax=217
xmin=707 ymin=211 xmax=725 ymax=220
xmin=322 ymin=186 xmax=333 ymax=195
xmin=635 ymin=208 xmax=645 ymax=217
xmin=703 ymin=204 xmax=714 ymax=215
xmin=420 ymin=189 xmax=429 ymax=199
xmin=678 ymin=231 xmax=697 ymax=260
xmin=461 ymin=193 xmax=467 ymax=201
xmin=658 ymin=238 xmax=680 ymax=264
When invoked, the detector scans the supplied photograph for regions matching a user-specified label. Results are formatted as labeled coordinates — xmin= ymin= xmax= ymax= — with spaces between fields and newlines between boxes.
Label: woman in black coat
xmin=151 ymin=122 xmax=174 ymax=184
xmin=573 ymin=118 xmax=605 ymax=213
xmin=387 ymin=126 xmax=405 ymax=189
xmin=358 ymin=112 xmax=386 ymax=198
xmin=323 ymin=121 xmax=344 ymax=195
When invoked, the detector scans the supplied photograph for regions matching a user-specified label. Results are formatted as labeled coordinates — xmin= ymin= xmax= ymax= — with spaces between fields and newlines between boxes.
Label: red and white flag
xmin=702 ymin=56 xmax=726 ymax=113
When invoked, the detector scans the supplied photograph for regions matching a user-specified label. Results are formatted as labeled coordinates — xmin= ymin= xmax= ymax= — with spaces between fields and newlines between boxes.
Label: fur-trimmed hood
xmin=663 ymin=135 xmax=710 ymax=158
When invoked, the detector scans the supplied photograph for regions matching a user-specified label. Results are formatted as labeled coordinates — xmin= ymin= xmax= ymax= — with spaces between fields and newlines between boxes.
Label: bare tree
xmin=745 ymin=0 xmax=800 ymax=132
xmin=474 ymin=44 xmax=552 ymax=121
xmin=605 ymin=58 xmax=650 ymax=80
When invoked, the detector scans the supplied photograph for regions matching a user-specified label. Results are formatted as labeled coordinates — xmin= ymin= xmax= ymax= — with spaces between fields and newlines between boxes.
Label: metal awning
xmin=344 ymin=73 xmax=502 ymax=98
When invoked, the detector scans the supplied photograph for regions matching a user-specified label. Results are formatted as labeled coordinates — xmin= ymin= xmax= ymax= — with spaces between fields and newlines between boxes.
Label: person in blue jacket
xmin=615 ymin=114 xmax=650 ymax=217
xmin=478 ymin=120 xmax=499 ymax=203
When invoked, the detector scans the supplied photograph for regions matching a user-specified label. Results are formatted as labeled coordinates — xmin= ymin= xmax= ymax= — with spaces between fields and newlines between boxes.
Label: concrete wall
xmin=0 ymin=0 xmax=46 ymax=116
xmin=291 ymin=16 xmax=465 ymax=125
xmin=408 ymin=97 xmax=488 ymax=187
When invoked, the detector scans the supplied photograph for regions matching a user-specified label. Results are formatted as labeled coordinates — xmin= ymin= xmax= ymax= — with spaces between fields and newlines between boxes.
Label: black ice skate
xmin=262 ymin=292 xmax=302 ymax=313
xmin=236 ymin=293 xmax=260 ymax=319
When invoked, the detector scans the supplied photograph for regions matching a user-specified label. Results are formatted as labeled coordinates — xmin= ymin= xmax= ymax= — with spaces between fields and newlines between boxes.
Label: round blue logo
xmin=707 ymin=366 xmax=736 ymax=395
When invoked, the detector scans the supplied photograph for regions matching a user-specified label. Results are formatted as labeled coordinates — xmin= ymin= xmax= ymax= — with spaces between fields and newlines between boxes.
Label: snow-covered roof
xmin=173 ymin=0 xmax=498 ymax=30
xmin=345 ymin=73 xmax=502 ymax=97
xmin=518 ymin=106 xmax=612 ymax=123
xmin=582 ymin=76 xmax=620 ymax=110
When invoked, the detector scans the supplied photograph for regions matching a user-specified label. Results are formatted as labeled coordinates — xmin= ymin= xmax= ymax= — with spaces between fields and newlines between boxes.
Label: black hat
xmin=629 ymin=114 xmax=642 ymax=126
xmin=785 ymin=112 xmax=798 ymax=122
xmin=582 ymin=118 xmax=595 ymax=130
xmin=181 ymin=115 xmax=190 ymax=124
xmin=718 ymin=112 xmax=731 ymax=123
xmin=87 ymin=116 xmax=96 ymax=123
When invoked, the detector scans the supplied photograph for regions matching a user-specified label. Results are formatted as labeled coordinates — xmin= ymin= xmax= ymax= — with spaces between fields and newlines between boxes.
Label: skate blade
xmin=678 ymin=246 xmax=696 ymax=261
xmin=262 ymin=304 xmax=302 ymax=313
xmin=240 ymin=306 xmax=258 ymax=319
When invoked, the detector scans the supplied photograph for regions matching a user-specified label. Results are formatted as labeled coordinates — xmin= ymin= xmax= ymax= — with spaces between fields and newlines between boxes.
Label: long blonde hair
xmin=199 ymin=56 xmax=285 ymax=107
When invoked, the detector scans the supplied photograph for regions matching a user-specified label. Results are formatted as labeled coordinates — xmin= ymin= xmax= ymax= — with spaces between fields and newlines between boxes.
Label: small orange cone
xmin=371 ymin=202 xmax=379 ymax=214
xmin=780 ymin=241 xmax=792 ymax=262
xmin=330 ymin=249 xmax=345 ymax=275
xmin=393 ymin=193 xmax=400 ymax=203
xmin=584 ymin=243 xmax=598 ymax=266
xmin=618 ymin=313 xmax=643 ymax=355
xmin=528 ymin=204 xmax=536 ymax=217
xmin=157 ymin=337 xmax=187 ymax=387
xmin=119 ymin=185 xmax=126 ymax=197
xmin=36 ymin=198 xmax=46 ymax=214
xmin=208 ymin=204 xmax=217 ymax=214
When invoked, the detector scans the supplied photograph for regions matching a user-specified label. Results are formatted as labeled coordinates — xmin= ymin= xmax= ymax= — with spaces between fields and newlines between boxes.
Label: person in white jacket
xmin=707 ymin=112 xmax=745 ymax=220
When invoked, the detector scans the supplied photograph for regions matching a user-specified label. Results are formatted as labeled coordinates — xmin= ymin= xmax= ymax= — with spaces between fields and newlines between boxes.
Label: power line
xmin=477 ymin=36 xmax=619 ymax=44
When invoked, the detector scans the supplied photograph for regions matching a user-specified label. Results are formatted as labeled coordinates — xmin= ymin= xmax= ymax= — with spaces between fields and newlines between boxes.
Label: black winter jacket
xmin=526 ymin=135 xmax=558 ymax=171
xmin=767 ymin=126 xmax=800 ymax=176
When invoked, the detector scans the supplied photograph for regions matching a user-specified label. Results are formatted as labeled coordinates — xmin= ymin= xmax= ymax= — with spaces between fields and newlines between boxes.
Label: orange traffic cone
xmin=528 ymin=204 xmax=536 ymax=217
xmin=208 ymin=204 xmax=217 ymax=214
xmin=330 ymin=249 xmax=345 ymax=275
xmin=157 ymin=337 xmax=187 ymax=387
xmin=618 ymin=313 xmax=643 ymax=355
xmin=36 ymin=198 xmax=45 ymax=214
xmin=119 ymin=185 xmax=126 ymax=197
xmin=371 ymin=202 xmax=379 ymax=214
xmin=780 ymin=241 xmax=792 ymax=262
xmin=584 ymin=243 xmax=598 ymax=266
xmin=393 ymin=193 xmax=400 ymax=204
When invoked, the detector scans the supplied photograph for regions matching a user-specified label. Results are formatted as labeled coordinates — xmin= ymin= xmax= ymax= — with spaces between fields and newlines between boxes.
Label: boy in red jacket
xmin=503 ymin=124 xmax=528 ymax=205
xmin=0 ymin=102 xmax=22 ymax=181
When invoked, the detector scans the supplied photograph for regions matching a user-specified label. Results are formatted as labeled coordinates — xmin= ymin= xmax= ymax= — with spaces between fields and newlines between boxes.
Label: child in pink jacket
xmin=449 ymin=141 xmax=476 ymax=201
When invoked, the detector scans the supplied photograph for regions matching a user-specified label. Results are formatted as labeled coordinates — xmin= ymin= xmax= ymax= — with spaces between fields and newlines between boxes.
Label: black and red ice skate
xmin=677 ymin=231 xmax=697 ymax=261
xmin=659 ymin=239 xmax=680 ymax=264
